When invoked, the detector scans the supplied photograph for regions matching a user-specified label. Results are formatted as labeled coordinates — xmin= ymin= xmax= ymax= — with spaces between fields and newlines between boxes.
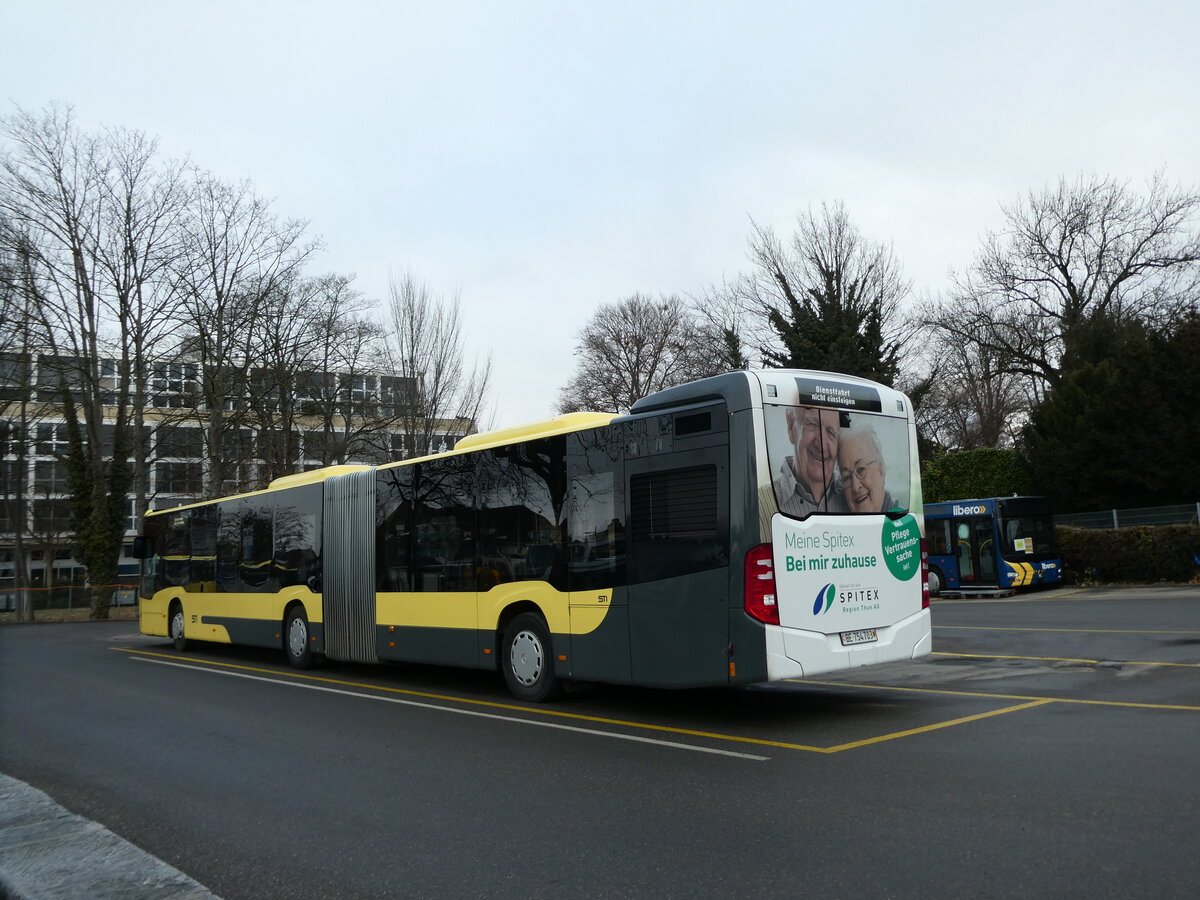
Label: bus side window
xmin=377 ymin=467 xmax=414 ymax=592
xmin=928 ymin=519 xmax=952 ymax=556
xmin=140 ymin=515 xmax=167 ymax=597
xmin=163 ymin=509 xmax=191 ymax=588
xmin=274 ymin=483 xmax=321 ymax=589
xmin=215 ymin=500 xmax=241 ymax=592
xmin=412 ymin=456 xmax=476 ymax=593
xmin=477 ymin=438 xmax=567 ymax=589
xmin=957 ymin=522 xmax=974 ymax=580
xmin=189 ymin=506 xmax=217 ymax=592
xmin=566 ymin=426 xmax=625 ymax=591
xmin=240 ymin=500 xmax=277 ymax=592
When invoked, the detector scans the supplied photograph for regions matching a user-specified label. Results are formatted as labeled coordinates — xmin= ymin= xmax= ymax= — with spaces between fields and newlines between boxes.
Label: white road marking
xmin=131 ymin=656 xmax=770 ymax=761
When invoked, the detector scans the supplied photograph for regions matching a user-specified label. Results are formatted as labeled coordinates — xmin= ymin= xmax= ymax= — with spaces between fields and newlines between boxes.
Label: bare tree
xmin=305 ymin=308 xmax=395 ymax=466
xmin=928 ymin=173 xmax=1200 ymax=389
xmin=912 ymin=326 xmax=1031 ymax=451
xmin=556 ymin=293 xmax=715 ymax=414
xmin=248 ymin=273 xmax=400 ymax=475
xmin=92 ymin=127 xmax=191 ymax=522
xmin=690 ymin=280 xmax=753 ymax=371
xmin=247 ymin=274 xmax=332 ymax=483
xmin=384 ymin=272 xmax=491 ymax=455
xmin=0 ymin=104 xmax=190 ymax=617
xmin=0 ymin=230 xmax=40 ymax=621
xmin=732 ymin=202 xmax=910 ymax=385
xmin=171 ymin=172 xmax=318 ymax=496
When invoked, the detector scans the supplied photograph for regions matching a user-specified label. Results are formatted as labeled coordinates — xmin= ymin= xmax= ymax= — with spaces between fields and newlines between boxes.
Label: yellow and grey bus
xmin=136 ymin=370 xmax=932 ymax=701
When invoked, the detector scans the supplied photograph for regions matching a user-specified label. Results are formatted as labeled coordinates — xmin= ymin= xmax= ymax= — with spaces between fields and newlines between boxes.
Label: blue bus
xmin=923 ymin=496 xmax=1062 ymax=594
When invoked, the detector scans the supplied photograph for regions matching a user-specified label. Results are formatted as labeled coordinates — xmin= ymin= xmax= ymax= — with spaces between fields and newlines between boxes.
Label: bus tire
xmin=501 ymin=612 xmax=563 ymax=702
xmin=169 ymin=601 xmax=188 ymax=652
xmin=284 ymin=605 xmax=316 ymax=669
xmin=928 ymin=566 xmax=943 ymax=597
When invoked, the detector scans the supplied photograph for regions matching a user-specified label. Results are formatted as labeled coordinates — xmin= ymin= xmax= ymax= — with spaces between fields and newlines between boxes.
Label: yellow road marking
xmin=934 ymin=588 xmax=1089 ymax=604
xmin=114 ymin=648 xmax=825 ymax=753
xmin=117 ymin=645 xmax=1198 ymax=762
xmin=803 ymin=680 xmax=1200 ymax=712
xmin=131 ymin=654 xmax=770 ymax=760
xmin=822 ymin=700 xmax=1053 ymax=752
xmin=933 ymin=651 xmax=1200 ymax=669
xmin=935 ymin=625 xmax=1200 ymax=635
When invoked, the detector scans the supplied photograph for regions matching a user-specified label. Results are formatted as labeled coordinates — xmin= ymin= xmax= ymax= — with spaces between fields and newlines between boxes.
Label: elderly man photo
xmin=778 ymin=405 xmax=847 ymax=516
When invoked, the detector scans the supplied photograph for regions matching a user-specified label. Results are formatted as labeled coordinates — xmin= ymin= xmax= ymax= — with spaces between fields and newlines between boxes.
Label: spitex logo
xmin=812 ymin=583 xmax=836 ymax=615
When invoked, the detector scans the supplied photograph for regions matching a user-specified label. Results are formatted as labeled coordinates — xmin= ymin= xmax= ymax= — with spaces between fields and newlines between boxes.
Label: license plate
xmin=840 ymin=629 xmax=878 ymax=646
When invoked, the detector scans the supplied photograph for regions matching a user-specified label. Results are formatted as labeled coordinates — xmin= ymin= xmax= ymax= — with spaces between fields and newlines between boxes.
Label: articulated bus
xmin=923 ymin=496 xmax=1063 ymax=595
xmin=135 ymin=370 xmax=931 ymax=701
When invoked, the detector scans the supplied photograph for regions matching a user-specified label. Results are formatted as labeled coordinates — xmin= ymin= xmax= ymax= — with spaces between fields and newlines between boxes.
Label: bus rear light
xmin=921 ymin=538 xmax=930 ymax=609
xmin=744 ymin=543 xmax=779 ymax=625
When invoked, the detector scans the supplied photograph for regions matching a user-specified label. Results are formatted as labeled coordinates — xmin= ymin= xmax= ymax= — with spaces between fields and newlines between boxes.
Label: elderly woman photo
xmin=837 ymin=421 xmax=898 ymax=514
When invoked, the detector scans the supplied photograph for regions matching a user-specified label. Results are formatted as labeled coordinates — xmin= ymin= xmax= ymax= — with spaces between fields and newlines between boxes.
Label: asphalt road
xmin=2 ymin=585 xmax=1198 ymax=899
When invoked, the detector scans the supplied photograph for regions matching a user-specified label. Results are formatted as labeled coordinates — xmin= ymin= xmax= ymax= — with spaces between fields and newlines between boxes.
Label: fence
xmin=1054 ymin=503 xmax=1200 ymax=529
xmin=0 ymin=584 xmax=138 ymax=614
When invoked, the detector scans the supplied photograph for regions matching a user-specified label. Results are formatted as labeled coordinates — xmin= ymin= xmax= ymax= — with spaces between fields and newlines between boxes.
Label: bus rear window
xmin=765 ymin=403 xmax=911 ymax=518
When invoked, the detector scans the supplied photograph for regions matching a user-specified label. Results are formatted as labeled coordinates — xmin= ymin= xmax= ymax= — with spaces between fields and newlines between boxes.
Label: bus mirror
xmin=131 ymin=536 xmax=151 ymax=559
xmin=885 ymin=507 xmax=909 ymax=520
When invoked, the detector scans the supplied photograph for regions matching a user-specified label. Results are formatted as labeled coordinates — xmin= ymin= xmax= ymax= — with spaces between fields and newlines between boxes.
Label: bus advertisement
xmin=923 ymin=496 xmax=1063 ymax=595
xmin=135 ymin=369 xmax=932 ymax=701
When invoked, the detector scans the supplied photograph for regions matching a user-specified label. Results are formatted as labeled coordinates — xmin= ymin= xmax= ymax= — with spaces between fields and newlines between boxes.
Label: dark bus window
xmin=927 ymin=518 xmax=952 ymax=556
xmin=999 ymin=514 xmax=1057 ymax=560
xmin=240 ymin=500 xmax=277 ymax=592
xmin=412 ymin=457 xmax=476 ymax=592
xmin=478 ymin=438 xmax=566 ymax=590
xmin=215 ymin=500 xmax=241 ymax=592
xmin=629 ymin=465 xmax=723 ymax=582
xmin=377 ymin=466 xmax=415 ymax=591
xmin=189 ymin=506 xmax=218 ymax=591
xmin=141 ymin=515 xmax=167 ymax=597
xmin=566 ymin=426 xmax=625 ymax=590
xmin=274 ymin=483 xmax=322 ymax=588
xmin=162 ymin=509 xmax=191 ymax=588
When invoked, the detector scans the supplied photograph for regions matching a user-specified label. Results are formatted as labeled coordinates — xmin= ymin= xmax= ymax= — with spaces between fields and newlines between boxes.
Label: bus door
xmin=953 ymin=517 xmax=998 ymax=587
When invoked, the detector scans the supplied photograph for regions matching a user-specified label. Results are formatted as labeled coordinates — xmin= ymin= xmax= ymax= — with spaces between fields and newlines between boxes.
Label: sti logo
xmin=812 ymin=583 xmax=836 ymax=616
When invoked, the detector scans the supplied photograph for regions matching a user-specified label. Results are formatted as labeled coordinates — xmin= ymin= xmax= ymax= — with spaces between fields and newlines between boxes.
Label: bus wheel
xmin=928 ymin=566 xmax=943 ymax=597
xmin=169 ymin=601 xmax=188 ymax=652
xmin=502 ymin=613 xmax=563 ymax=702
xmin=284 ymin=606 xmax=315 ymax=669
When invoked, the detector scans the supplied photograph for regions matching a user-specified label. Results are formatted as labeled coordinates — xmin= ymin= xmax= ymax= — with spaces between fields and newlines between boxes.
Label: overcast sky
xmin=4 ymin=0 xmax=1198 ymax=429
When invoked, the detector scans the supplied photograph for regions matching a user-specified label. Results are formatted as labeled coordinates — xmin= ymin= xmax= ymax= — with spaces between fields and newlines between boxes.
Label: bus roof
xmin=374 ymin=411 xmax=618 ymax=472
xmin=629 ymin=369 xmax=910 ymax=416
xmin=454 ymin=411 xmax=615 ymax=452
xmin=924 ymin=496 xmax=1050 ymax=517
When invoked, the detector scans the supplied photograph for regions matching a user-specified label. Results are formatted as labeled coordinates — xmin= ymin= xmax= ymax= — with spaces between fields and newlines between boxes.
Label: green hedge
xmin=1055 ymin=524 xmax=1200 ymax=583
xmin=922 ymin=449 xmax=1033 ymax=503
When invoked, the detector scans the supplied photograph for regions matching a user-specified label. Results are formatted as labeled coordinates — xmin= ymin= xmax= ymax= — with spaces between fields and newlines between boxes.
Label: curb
xmin=0 ymin=773 xmax=219 ymax=900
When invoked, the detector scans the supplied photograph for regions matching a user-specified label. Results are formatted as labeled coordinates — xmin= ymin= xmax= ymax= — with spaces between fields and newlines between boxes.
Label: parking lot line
xmin=933 ymin=650 xmax=1200 ymax=668
xmin=115 ymin=648 xmax=825 ymax=753
xmin=125 ymin=653 xmax=772 ymax=760
xmin=115 ymin=647 xmax=1051 ymax=756
xmin=933 ymin=589 xmax=1089 ymax=604
xmin=821 ymin=700 xmax=1053 ymax=752
xmin=808 ymin=680 xmax=1200 ymax=712
xmin=935 ymin=625 xmax=1200 ymax=635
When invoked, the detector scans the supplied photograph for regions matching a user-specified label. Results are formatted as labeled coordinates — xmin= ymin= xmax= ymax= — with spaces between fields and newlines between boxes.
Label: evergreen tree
xmin=1022 ymin=315 xmax=1200 ymax=511
xmin=745 ymin=202 xmax=907 ymax=386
